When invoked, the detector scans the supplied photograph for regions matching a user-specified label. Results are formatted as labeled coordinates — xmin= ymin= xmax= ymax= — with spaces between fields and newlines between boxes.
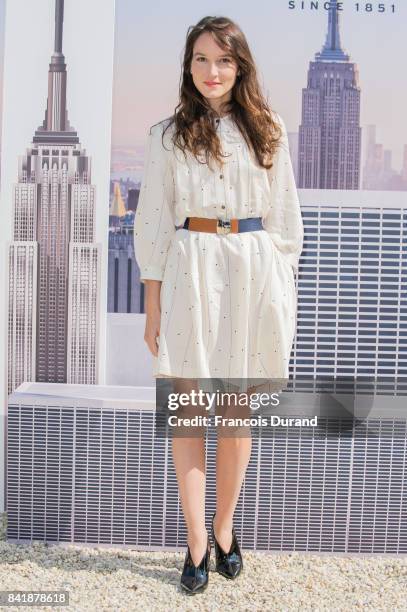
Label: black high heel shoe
xmin=180 ymin=534 xmax=211 ymax=594
xmin=211 ymin=512 xmax=243 ymax=579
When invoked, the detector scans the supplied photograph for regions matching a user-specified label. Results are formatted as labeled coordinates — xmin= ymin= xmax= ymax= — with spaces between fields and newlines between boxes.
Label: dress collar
xmin=214 ymin=114 xmax=232 ymax=126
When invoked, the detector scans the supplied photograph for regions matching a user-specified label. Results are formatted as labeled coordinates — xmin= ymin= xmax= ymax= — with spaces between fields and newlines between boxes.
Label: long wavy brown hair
xmin=163 ymin=15 xmax=282 ymax=171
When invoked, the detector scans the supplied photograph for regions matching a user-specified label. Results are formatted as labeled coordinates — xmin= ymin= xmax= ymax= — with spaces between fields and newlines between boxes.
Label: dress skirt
xmin=153 ymin=225 xmax=297 ymax=383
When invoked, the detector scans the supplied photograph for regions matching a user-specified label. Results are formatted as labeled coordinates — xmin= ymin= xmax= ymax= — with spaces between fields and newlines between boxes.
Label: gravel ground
xmin=0 ymin=541 xmax=407 ymax=611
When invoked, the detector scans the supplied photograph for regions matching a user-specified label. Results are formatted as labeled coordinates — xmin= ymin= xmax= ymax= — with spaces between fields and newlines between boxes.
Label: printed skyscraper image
xmin=7 ymin=0 xmax=101 ymax=394
xmin=298 ymin=0 xmax=361 ymax=189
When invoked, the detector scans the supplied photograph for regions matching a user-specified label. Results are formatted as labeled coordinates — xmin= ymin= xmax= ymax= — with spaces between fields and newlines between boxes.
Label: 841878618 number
xmin=0 ymin=591 xmax=69 ymax=606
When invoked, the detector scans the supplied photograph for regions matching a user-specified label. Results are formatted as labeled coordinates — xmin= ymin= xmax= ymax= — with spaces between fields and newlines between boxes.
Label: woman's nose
xmin=207 ymin=63 xmax=219 ymax=77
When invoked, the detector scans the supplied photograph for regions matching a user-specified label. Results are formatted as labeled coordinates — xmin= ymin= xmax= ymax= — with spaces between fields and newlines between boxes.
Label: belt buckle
xmin=217 ymin=218 xmax=231 ymax=235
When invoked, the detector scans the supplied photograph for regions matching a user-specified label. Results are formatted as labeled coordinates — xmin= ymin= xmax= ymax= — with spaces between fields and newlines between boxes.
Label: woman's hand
xmin=143 ymin=280 xmax=162 ymax=357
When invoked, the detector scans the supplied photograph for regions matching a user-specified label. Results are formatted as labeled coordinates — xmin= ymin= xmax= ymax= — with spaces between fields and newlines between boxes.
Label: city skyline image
xmin=0 ymin=1 xmax=405 ymax=188
xmin=108 ymin=0 xmax=406 ymax=321
xmin=0 ymin=1 xmax=405 ymax=190
xmin=110 ymin=0 xmax=406 ymax=190
xmin=7 ymin=0 xmax=101 ymax=393
xmin=0 ymin=1 xmax=404 ymax=378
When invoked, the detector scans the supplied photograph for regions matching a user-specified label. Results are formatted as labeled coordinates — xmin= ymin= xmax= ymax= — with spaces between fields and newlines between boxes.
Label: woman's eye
xmin=195 ymin=57 xmax=232 ymax=63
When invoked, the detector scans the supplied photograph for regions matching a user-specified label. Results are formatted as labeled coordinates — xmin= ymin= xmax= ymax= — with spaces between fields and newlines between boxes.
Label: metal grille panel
xmin=7 ymin=387 xmax=407 ymax=553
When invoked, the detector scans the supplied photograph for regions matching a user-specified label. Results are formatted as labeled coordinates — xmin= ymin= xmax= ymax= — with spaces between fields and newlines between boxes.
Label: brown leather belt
xmin=181 ymin=216 xmax=263 ymax=235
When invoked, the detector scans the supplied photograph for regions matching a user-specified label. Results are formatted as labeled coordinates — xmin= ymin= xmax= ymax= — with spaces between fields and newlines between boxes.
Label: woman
xmin=134 ymin=15 xmax=304 ymax=593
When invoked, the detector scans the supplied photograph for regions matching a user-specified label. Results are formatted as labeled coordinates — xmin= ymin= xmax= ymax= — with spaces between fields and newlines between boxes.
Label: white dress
xmin=134 ymin=112 xmax=304 ymax=381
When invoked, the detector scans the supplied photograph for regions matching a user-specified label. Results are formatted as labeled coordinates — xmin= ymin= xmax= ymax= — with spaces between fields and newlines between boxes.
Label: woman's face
xmin=190 ymin=31 xmax=239 ymax=112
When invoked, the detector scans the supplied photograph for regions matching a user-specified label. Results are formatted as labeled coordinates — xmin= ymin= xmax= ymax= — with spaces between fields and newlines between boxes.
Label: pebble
xmin=0 ymin=542 xmax=406 ymax=610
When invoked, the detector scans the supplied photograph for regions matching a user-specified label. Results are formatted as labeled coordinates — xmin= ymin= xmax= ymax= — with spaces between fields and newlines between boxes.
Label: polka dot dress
xmin=134 ymin=112 xmax=304 ymax=379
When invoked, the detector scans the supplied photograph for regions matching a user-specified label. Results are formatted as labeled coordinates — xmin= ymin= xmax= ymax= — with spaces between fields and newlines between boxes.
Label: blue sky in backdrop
xmin=0 ymin=1 xmax=405 ymax=168
xmin=111 ymin=0 xmax=406 ymax=171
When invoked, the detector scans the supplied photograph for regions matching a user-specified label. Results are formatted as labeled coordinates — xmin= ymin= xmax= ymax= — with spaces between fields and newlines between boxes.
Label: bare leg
xmin=171 ymin=378 xmax=208 ymax=566
xmin=214 ymin=385 xmax=254 ymax=553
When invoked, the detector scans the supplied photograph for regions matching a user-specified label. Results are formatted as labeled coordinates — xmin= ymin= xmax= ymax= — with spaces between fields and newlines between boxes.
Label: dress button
xmin=219 ymin=174 xmax=224 ymax=179
xmin=221 ymin=205 xmax=226 ymax=209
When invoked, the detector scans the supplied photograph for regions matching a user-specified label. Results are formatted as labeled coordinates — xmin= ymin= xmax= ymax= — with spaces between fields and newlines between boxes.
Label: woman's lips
xmin=204 ymin=82 xmax=221 ymax=87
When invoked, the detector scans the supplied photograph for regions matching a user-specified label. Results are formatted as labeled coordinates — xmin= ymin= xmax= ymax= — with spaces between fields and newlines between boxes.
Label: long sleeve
xmin=262 ymin=112 xmax=304 ymax=275
xmin=134 ymin=122 xmax=176 ymax=283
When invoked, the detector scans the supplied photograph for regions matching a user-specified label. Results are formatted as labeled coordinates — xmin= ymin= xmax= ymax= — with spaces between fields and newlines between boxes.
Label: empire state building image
xmin=297 ymin=0 xmax=361 ymax=189
xmin=7 ymin=0 xmax=101 ymax=394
